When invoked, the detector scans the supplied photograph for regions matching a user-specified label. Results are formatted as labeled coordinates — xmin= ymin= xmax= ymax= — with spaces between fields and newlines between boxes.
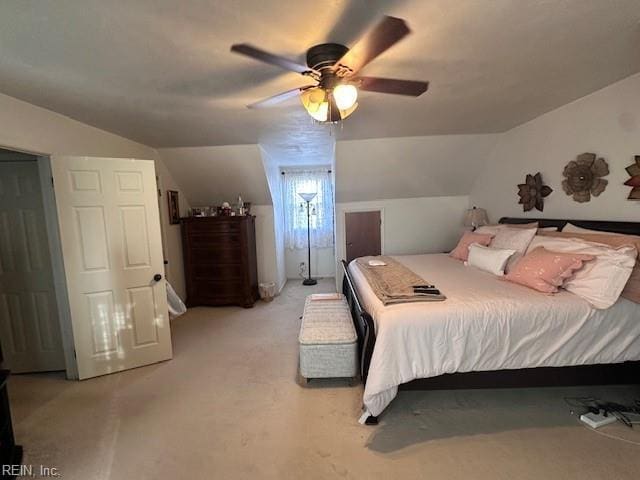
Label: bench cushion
xmin=299 ymin=295 xmax=357 ymax=345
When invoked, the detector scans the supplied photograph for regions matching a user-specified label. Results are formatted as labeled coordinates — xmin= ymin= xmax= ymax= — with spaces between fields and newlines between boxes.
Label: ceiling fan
xmin=230 ymin=15 xmax=429 ymax=123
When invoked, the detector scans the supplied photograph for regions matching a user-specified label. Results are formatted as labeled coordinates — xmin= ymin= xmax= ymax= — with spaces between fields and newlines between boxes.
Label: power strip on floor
xmin=580 ymin=410 xmax=618 ymax=429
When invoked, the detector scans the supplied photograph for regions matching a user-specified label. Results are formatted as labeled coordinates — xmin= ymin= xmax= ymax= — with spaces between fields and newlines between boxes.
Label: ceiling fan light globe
xmin=300 ymin=86 xmax=358 ymax=122
xmin=309 ymin=88 xmax=327 ymax=103
xmin=300 ymin=87 xmax=325 ymax=106
xmin=339 ymin=102 xmax=358 ymax=120
xmin=333 ymin=84 xmax=358 ymax=110
xmin=309 ymin=102 xmax=329 ymax=122
xmin=307 ymin=102 xmax=320 ymax=113
xmin=300 ymin=88 xmax=329 ymax=121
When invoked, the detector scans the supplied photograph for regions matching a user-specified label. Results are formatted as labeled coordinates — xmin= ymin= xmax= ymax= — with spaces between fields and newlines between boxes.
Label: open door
xmin=51 ymin=156 xmax=172 ymax=379
xmin=0 ymin=161 xmax=66 ymax=373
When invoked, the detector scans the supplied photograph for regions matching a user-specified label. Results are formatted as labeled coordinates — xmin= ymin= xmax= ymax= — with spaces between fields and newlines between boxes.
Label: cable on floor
xmin=582 ymin=425 xmax=640 ymax=446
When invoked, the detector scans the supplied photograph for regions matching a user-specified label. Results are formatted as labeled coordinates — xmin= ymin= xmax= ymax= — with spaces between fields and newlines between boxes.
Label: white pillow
xmin=562 ymin=223 xmax=621 ymax=235
xmin=476 ymin=222 xmax=538 ymax=236
xmin=477 ymin=225 xmax=558 ymax=236
xmin=475 ymin=225 xmax=498 ymax=235
xmin=488 ymin=227 xmax=538 ymax=273
xmin=465 ymin=244 xmax=516 ymax=276
xmin=527 ymin=236 xmax=637 ymax=309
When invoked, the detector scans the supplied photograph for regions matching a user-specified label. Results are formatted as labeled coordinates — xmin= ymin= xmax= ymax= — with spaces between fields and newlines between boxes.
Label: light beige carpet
xmin=8 ymin=279 xmax=640 ymax=479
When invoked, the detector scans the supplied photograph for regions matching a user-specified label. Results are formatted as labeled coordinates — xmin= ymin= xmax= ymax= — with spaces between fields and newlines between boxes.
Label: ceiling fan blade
xmin=333 ymin=16 xmax=410 ymax=76
xmin=231 ymin=43 xmax=316 ymax=75
xmin=358 ymin=76 xmax=429 ymax=96
xmin=247 ymin=86 xmax=311 ymax=109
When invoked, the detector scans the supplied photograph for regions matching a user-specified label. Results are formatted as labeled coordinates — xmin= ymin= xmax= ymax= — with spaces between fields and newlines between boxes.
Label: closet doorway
xmin=0 ymin=149 xmax=66 ymax=373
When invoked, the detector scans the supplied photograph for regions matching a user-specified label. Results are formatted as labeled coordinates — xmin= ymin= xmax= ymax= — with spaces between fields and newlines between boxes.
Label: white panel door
xmin=0 ymin=161 xmax=65 ymax=372
xmin=51 ymin=156 xmax=172 ymax=379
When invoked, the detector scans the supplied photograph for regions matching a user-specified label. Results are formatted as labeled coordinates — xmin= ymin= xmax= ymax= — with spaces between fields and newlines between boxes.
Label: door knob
xmin=153 ymin=274 xmax=162 ymax=282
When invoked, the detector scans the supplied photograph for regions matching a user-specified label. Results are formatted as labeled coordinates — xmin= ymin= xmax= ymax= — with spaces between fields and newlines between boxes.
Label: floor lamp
xmin=298 ymin=192 xmax=317 ymax=286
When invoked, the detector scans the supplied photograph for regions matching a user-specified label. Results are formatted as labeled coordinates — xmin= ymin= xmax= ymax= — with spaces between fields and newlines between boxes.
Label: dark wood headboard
xmin=499 ymin=217 xmax=640 ymax=236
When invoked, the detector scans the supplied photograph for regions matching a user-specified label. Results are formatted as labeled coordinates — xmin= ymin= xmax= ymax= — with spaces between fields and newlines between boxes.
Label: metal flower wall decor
xmin=561 ymin=153 xmax=609 ymax=203
xmin=624 ymin=156 xmax=640 ymax=201
xmin=517 ymin=172 xmax=553 ymax=212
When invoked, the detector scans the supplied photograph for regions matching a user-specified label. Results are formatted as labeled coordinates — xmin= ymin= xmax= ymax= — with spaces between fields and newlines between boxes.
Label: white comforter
xmin=349 ymin=254 xmax=640 ymax=417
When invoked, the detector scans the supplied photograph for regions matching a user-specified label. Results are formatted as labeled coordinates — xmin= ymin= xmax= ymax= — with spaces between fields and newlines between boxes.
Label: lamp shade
xmin=298 ymin=192 xmax=317 ymax=203
xmin=464 ymin=206 xmax=489 ymax=228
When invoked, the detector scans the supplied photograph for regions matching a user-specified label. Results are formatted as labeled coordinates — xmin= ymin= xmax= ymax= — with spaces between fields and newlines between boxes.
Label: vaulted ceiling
xmin=159 ymin=144 xmax=272 ymax=205
xmin=1 ymin=0 xmax=639 ymax=148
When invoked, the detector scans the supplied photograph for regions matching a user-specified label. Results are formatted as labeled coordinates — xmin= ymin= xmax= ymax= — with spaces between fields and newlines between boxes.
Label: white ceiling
xmin=0 ymin=0 xmax=638 ymax=149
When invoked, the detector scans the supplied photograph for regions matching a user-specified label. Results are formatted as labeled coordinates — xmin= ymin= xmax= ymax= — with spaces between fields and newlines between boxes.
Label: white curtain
xmin=282 ymin=169 xmax=334 ymax=250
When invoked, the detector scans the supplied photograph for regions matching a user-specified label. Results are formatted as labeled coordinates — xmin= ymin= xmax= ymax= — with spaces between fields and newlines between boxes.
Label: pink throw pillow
xmin=505 ymin=247 xmax=594 ymax=293
xmin=450 ymin=231 xmax=494 ymax=261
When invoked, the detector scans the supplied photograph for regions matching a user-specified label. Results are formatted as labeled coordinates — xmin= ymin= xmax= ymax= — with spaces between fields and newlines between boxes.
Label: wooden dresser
xmin=181 ymin=216 xmax=259 ymax=308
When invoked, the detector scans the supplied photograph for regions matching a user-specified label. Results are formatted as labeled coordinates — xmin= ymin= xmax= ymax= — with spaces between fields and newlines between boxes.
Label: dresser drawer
xmin=189 ymin=231 xmax=241 ymax=246
xmin=187 ymin=221 xmax=240 ymax=234
xmin=190 ymin=246 xmax=241 ymax=264
xmin=190 ymin=280 xmax=245 ymax=304
xmin=191 ymin=263 xmax=244 ymax=280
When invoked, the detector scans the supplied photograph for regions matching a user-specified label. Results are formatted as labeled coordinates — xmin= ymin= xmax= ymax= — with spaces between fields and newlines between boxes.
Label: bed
xmin=342 ymin=218 xmax=640 ymax=424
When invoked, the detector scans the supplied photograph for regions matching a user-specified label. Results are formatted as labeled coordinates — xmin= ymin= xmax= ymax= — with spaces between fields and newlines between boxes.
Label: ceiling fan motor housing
xmin=306 ymin=43 xmax=349 ymax=71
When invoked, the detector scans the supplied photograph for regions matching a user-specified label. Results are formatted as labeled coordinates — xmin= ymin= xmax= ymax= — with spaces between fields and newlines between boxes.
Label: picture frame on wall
xmin=168 ymin=190 xmax=180 ymax=224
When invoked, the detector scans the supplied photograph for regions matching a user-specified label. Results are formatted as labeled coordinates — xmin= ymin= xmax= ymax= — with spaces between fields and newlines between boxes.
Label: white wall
xmin=470 ymin=73 xmax=640 ymax=222
xmin=334 ymin=195 xmax=469 ymax=288
xmin=251 ymin=204 xmax=282 ymax=290
xmin=259 ymin=148 xmax=287 ymax=292
xmin=0 ymin=92 xmax=189 ymax=300
xmin=335 ymin=135 xmax=499 ymax=202
xmin=285 ymin=247 xmax=335 ymax=279
xmin=0 ymin=93 xmax=156 ymax=159
xmin=155 ymin=159 xmax=191 ymax=299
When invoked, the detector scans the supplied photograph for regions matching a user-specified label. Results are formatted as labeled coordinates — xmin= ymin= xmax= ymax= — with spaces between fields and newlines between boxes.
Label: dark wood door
xmin=345 ymin=211 xmax=381 ymax=263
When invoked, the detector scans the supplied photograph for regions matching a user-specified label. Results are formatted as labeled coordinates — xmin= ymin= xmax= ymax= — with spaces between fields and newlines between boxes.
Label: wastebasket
xmin=259 ymin=282 xmax=276 ymax=302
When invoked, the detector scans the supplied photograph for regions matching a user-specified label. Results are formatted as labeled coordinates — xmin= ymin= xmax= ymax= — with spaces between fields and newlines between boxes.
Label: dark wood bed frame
xmin=342 ymin=217 xmax=640 ymax=424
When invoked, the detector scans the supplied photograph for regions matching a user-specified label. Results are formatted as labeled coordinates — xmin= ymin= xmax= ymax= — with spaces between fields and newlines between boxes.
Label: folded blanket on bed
xmin=355 ymin=256 xmax=446 ymax=305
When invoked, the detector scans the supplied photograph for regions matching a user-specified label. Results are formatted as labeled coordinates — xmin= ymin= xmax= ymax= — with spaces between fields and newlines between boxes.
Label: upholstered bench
xmin=299 ymin=294 xmax=358 ymax=380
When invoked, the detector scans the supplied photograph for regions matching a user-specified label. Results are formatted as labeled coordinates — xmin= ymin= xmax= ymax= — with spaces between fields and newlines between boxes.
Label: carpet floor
xmin=8 ymin=278 xmax=640 ymax=479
